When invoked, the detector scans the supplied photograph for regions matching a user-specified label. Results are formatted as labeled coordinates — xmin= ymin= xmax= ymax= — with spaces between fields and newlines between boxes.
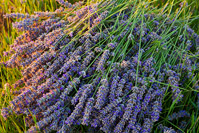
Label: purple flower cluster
xmin=3 ymin=13 xmax=30 ymax=19
xmin=56 ymin=0 xmax=83 ymax=9
xmin=1 ymin=1 xmax=199 ymax=133
xmin=158 ymin=124 xmax=176 ymax=133
xmin=168 ymin=110 xmax=190 ymax=121
xmin=62 ymin=55 xmax=173 ymax=132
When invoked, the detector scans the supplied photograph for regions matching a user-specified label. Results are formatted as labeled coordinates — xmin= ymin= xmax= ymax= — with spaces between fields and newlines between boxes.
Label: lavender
xmin=1 ymin=107 xmax=12 ymax=120
xmin=100 ymin=98 xmax=122 ymax=115
xmin=116 ymin=78 xmax=126 ymax=97
xmin=95 ymin=79 xmax=109 ymax=109
xmin=96 ymin=50 xmax=110 ymax=72
xmin=1 ymin=1 xmax=199 ymax=133
xmin=4 ymin=13 xmax=30 ymax=19
xmin=65 ymin=84 xmax=93 ymax=126
xmin=158 ymin=124 xmax=176 ymax=133
xmin=151 ymin=100 xmax=162 ymax=122
xmin=141 ymin=118 xmax=153 ymax=133
xmin=168 ymin=110 xmax=190 ymax=121
xmin=109 ymin=76 xmax=120 ymax=101
xmin=82 ymin=98 xmax=95 ymax=125
xmin=113 ymin=119 xmax=126 ymax=133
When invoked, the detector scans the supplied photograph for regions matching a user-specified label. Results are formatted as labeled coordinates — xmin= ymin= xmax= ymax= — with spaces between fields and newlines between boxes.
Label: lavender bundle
xmin=1 ymin=0 xmax=199 ymax=133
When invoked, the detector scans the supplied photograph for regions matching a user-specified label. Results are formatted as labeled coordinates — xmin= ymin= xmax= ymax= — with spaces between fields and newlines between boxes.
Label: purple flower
xmin=168 ymin=110 xmax=190 ymax=121
xmin=82 ymin=98 xmax=95 ymax=125
xmin=96 ymin=50 xmax=110 ymax=72
xmin=114 ymin=119 xmax=126 ymax=133
xmin=95 ymin=85 xmax=109 ymax=109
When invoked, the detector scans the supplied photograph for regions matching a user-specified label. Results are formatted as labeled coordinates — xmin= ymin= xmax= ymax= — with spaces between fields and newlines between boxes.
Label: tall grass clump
xmin=0 ymin=0 xmax=199 ymax=132
xmin=151 ymin=0 xmax=199 ymax=34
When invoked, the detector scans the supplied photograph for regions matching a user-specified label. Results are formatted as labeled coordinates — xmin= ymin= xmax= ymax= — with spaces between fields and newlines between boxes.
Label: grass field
xmin=0 ymin=0 xmax=199 ymax=132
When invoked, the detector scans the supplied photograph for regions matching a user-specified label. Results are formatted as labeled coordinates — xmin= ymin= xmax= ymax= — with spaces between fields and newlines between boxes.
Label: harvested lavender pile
xmin=1 ymin=0 xmax=199 ymax=133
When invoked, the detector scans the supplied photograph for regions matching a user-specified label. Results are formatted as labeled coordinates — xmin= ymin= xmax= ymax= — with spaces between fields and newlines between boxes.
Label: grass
xmin=151 ymin=0 xmax=199 ymax=34
xmin=0 ymin=0 xmax=199 ymax=132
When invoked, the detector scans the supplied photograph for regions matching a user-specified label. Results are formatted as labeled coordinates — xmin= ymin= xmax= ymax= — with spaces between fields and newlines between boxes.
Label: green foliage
xmin=151 ymin=0 xmax=199 ymax=34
